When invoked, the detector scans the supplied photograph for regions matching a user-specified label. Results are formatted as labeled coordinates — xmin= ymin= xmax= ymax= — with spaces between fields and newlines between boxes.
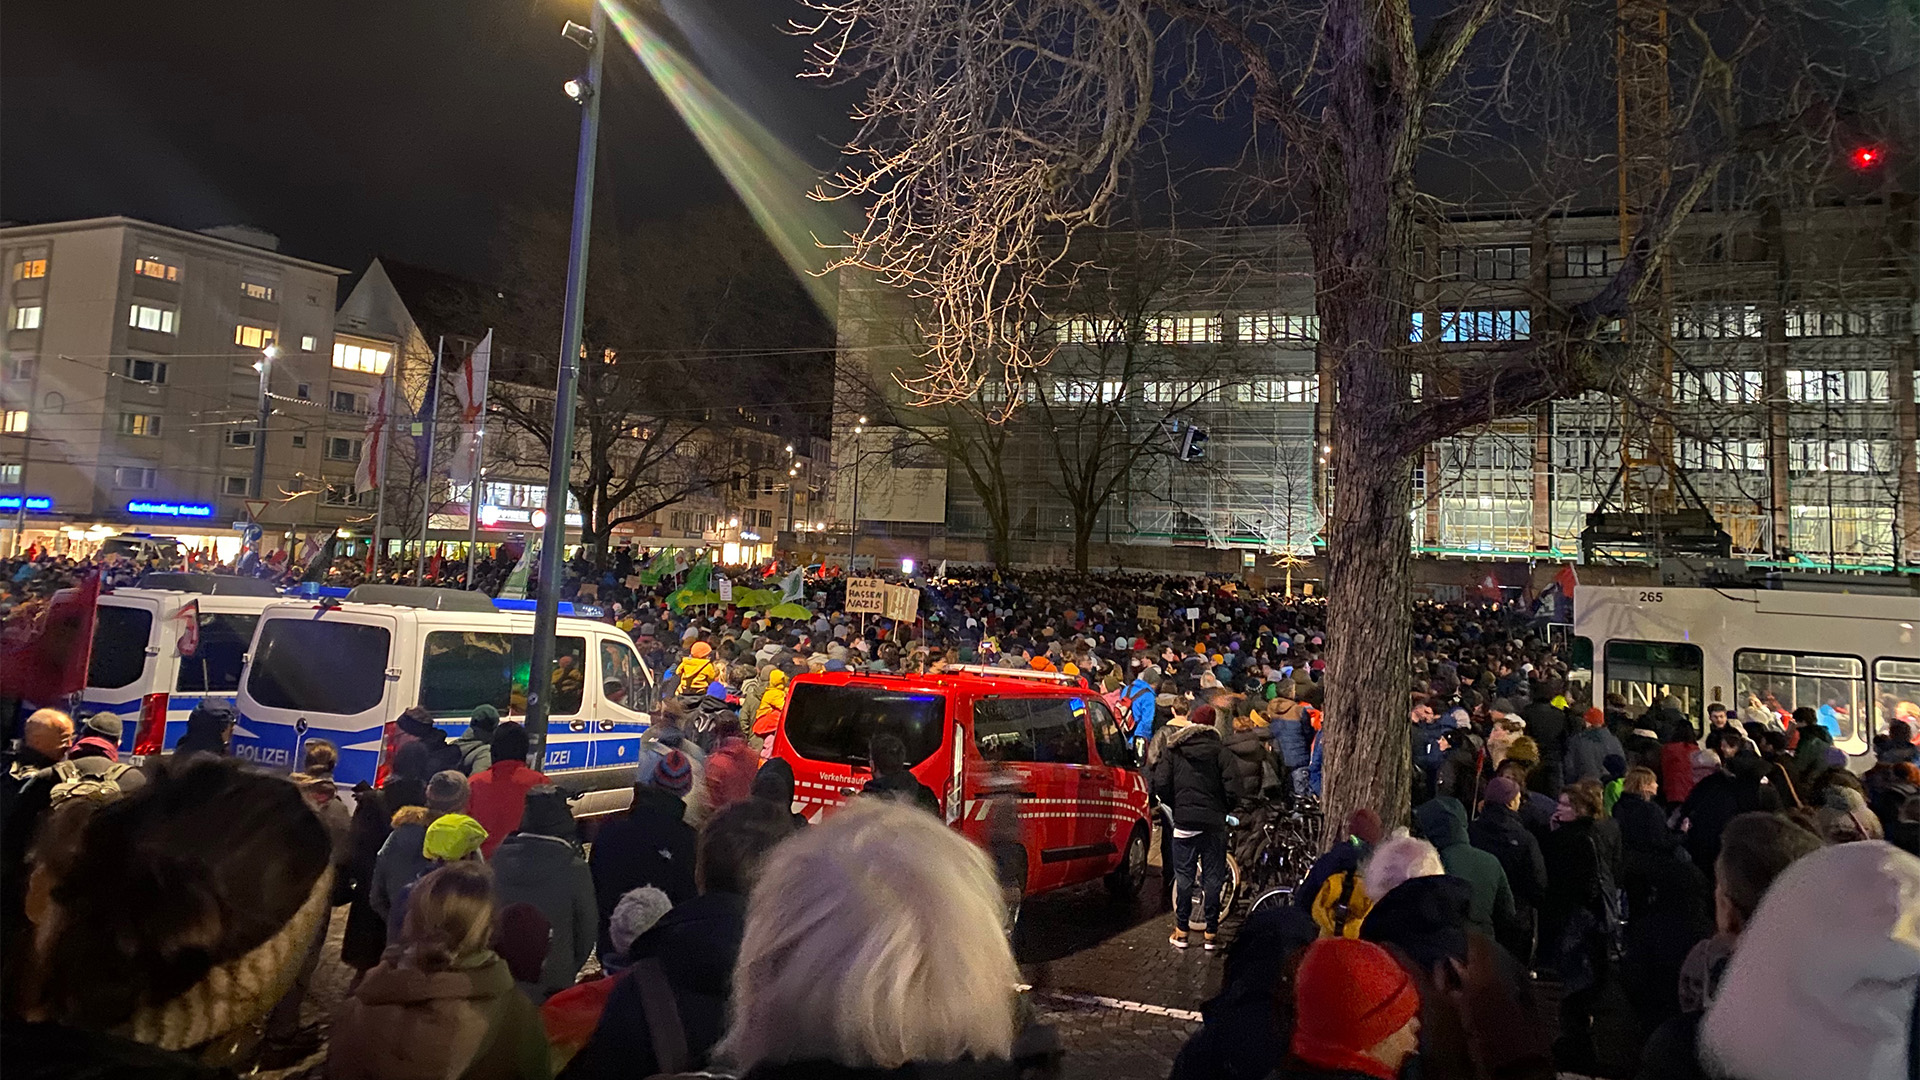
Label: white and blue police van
xmin=79 ymin=573 xmax=286 ymax=761
xmin=232 ymin=584 xmax=656 ymax=816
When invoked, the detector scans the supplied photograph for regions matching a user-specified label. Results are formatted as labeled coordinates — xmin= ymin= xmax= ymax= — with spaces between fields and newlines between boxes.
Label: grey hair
xmin=1362 ymin=835 xmax=1445 ymax=900
xmin=718 ymin=799 xmax=1018 ymax=1070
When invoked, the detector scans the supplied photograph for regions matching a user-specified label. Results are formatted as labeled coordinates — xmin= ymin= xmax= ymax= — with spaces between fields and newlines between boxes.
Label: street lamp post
xmin=251 ymin=345 xmax=278 ymax=502
xmin=527 ymin=5 xmax=605 ymax=770
xmin=846 ymin=418 xmax=865 ymax=567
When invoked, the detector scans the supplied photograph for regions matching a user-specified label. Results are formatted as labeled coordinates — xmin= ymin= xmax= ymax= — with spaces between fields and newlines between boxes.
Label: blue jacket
xmin=1264 ymin=698 xmax=1311 ymax=767
xmin=1308 ymin=737 xmax=1324 ymax=795
xmin=1124 ymin=678 xmax=1157 ymax=739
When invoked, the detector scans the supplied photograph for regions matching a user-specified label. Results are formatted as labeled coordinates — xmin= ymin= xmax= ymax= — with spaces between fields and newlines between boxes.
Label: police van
xmin=80 ymin=573 xmax=285 ymax=760
xmin=233 ymin=584 xmax=656 ymax=816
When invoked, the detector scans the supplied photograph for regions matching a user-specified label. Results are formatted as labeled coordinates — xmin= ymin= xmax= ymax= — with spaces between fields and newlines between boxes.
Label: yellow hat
xmin=423 ymin=813 xmax=489 ymax=861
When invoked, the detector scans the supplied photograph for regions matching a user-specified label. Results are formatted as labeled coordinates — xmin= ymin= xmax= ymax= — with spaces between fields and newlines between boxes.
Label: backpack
xmin=47 ymin=759 xmax=132 ymax=806
xmin=1310 ymin=868 xmax=1372 ymax=939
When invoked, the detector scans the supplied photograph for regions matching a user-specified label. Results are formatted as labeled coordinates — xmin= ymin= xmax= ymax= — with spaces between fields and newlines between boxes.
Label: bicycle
xmin=1234 ymin=794 xmax=1325 ymax=919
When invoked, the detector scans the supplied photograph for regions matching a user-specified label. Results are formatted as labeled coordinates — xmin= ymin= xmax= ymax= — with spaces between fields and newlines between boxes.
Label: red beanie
xmin=1346 ymin=808 xmax=1383 ymax=847
xmin=1290 ymin=939 xmax=1421 ymax=1080
xmin=1585 ymin=707 xmax=1606 ymax=727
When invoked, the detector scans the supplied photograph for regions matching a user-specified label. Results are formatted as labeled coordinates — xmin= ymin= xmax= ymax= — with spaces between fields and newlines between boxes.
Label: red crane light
xmin=1851 ymin=145 xmax=1883 ymax=170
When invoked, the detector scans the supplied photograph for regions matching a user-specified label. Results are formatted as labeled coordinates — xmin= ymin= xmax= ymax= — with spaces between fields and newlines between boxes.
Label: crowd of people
xmin=3 ymin=554 xmax=1919 ymax=1080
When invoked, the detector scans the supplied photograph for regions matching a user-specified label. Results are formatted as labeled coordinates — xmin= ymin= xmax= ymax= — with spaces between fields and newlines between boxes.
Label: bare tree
xmin=799 ymin=0 xmax=1899 ymax=829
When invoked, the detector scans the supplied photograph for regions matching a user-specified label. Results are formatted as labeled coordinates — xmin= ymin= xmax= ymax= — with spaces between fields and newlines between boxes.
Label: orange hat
xmin=1029 ymin=656 xmax=1056 ymax=672
xmin=1290 ymin=938 xmax=1421 ymax=1079
xmin=1584 ymin=706 xmax=1606 ymax=727
xmin=690 ymin=641 xmax=712 ymax=658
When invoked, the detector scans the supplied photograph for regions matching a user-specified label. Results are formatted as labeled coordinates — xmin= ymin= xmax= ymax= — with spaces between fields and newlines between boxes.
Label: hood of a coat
xmin=1360 ymin=873 xmax=1473 ymax=970
xmin=629 ymin=782 xmax=690 ymax=822
xmin=353 ymin=954 xmax=513 ymax=1007
xmin=1413 ymin=796 xmax=1471 ymax=849
xmin=1166 ymin=722 xmax=1221 ymax=751
xmin=491 ymin=833 xmax=580 ymax=885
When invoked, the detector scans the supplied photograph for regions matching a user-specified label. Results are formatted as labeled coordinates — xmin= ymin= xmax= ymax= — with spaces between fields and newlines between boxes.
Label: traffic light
xmin=1181 ymin=425 xmax=1209 ymax=461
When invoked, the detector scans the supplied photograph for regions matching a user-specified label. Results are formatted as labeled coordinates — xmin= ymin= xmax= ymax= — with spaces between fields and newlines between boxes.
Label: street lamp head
xmin=785 ymin=444 xmax=794 ymax=453
xmin=857 ymin=416 xmax=868 ymax=424
xmin=564 ymin=78 xmax=594 ymax=103
xmin=262 ymin=345 xmax=279 ymax=359
xmin=561 ymin=19 xmax=597 ymax=51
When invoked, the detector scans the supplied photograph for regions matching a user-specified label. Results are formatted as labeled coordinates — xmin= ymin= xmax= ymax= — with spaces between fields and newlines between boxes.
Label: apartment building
xmin=833 ymin=199 xmax=1919 ymax=571
xmin=0 ymin=217 xmax=371 ymax=557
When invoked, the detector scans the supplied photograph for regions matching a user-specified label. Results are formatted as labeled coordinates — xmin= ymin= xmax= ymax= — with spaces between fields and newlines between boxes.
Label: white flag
xmin=779 ymin=567 xmax=806 ymax=603
xmin=354 ymin=369 xmax=392 ymax=492
xmin=449 ymin=330 xmax=492 ymax=484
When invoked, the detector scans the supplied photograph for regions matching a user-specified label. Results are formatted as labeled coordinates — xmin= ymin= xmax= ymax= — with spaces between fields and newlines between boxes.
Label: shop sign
xmin=0 ymin=494 xmax=53 ymax=512
xmin=127 ymin=500 xmax=215 ymax=519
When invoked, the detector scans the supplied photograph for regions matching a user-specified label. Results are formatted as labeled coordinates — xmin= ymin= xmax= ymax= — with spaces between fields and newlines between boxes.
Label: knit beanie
xmin=652 ymin=749 xmax=694 ymax=797
xmin=1483 ymin=776 xmax=1522 ymax=808
xmin=1346 ymin=808 xmax=1384 ymax=847
xmin=609 ymin=885 xmax=674 ymax=956
xmin=1584 ymin=706 xmax=1606 ymax=727
xmin=422 ymin=813 xmax=489 ymax=861
xmin=1290 ymin=938 xmax=1422 ymax=1080
xmin=426 ymin=770 xmax=471 ymax=815
xmin=469 ymin=703 xmax=501 ymax=734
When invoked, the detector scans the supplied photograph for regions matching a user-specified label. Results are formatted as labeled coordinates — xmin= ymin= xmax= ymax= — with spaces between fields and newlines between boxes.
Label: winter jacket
xmin=328 ymin=953 xmax=550 ymax=1080
xmin=1791 ymin=724 xmax=1836 ymax=786
xmin=370 ymin=811 xmax=435 ymax=938
xmin=3 ymin=1018 xmax=235 ymax=1080
xmin=635 ymin=727 xmax=707 ymax=794
xmin=452 ymin=727 xmax=493 ymax=775
xmin=468 ymin=760 xmax=549 ymax=859
xmin=1222 ymin=727 xmax=1274 ymax=796
xmin=1123 ymin=677 xmax=1158 ymax=740
xmin=1521 ymin=701 xmax=1570 ymax=791
xmin=1265 ymin=697 xmax=1311 ymax=767
xmin=491 ymin=833 xmax=598 ymax=1000
xmin=703 ymin=737 xmax=757 ymax=814
xmin=1675 ymin=771 xmax=1743 ymax=881
xmin=589 ymin=785 xmax=699 ymax=958
xmin=1360 ymin=872 xmax=1475 ymax=971
xmin=1563 ymin=725 xmax=1626 ymax=784
xmin=1168 ymin=906 xmax=1318 ymax=1080
xmin=558 ymin=892 xmax=747 ymax=1080
xmin=751 ymin=671 xmax=788 ymax=737
xmin=343 ymin=787 xmax=402 ymax=971
xmin=1408 ymin=722 xmax=1446 ymax=802
xmin=862 ymin=769 xmax=940 ymax=815
xmin=1470 ymin=802 xmax=1548 ymax=911
xmin=1294 ymin=838 xmax=1366 ymax=917
xmin=1152 ymin=723 xmax=1246 ymax=831
xmin=1413 ymin=797 xmax=1515 ymax=940
xmin=1540 ymin=815 xmax=1623 ymax=953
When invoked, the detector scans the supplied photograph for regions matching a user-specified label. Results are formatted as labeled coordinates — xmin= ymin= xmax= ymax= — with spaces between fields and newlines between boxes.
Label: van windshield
xmin=176 ymin=614 xmax=259 ymax=694
xmin=418 ymin=632 xmax=586 ymax=716
xmin=87 ymin=605 xmax=153 ymax=690
xmin=247 ymin=619 xmax=391 ymax=714
xmin=783 ymin=683 xmax=946 ymax=768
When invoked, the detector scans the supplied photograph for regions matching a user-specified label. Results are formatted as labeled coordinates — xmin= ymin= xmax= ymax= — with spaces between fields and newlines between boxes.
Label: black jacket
xmin=588 ymin=785 xmax=698 ymax=959
xmin=1541 ymin=816 xmax=1623 ymax=931
xmin=559 ymin=891 xmax=747 ymax=1080
xmin=1675 ymin=771 xmax=1743 ymax=880
xmin=862 ymin=770 xmax=940 ymax=816
xmin=1360 ymin=873 xmax=1475 ymax=971
xmin=1470 ymin=802 xmax=1548 ymax=908
xmin=1152 ymin=724 xmax=1246 ymax=831
xmin=1521 ymin=701 xmax=1569 ymax=785
xmin=2 ymin=1019 xmax=235 ymax=1080
xmin=1169 ymin=906 xmax=1318 ymax=1080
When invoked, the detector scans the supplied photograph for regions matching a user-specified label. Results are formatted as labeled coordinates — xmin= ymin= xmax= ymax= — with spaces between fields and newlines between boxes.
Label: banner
xmin=412 ymin=350 xmax=442 ymax=480
xmin=500 ymin=535 xmax=540 ymax=599
xmin=0 ymin=570 xmax=100 ymax=702
xmin=717 ymin=576 xmax=734 ymax=603
xmin=300 ymin=533 xmax=339 ymax=583
xmin=355 ymin=369 xmax=392 ymax=492
xmin=175 ymin=599 xmax=201 ymax=659
xmin=1137 ymin=605 xmax=1160 ymax=624
xmin=882 ymin=583 xmax=920 ymax=622
xmin=845 ymin=577 xmax=886 ymax=615
xmin=448 ymin=330 xmax=492 ymax=484
xmin=686 ymin=556 xmax=713 ymax=594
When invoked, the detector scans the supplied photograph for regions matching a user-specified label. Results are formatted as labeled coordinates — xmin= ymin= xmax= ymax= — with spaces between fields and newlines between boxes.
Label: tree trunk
xmin=1072 ymin=519 xmax=1093 ymax=571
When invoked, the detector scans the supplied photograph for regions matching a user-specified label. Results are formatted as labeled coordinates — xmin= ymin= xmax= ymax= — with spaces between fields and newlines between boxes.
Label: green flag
xmin=639 ymin=546 xmax=676 ymax=586
xmin=501 ymin=537 xmax=540 ymax=599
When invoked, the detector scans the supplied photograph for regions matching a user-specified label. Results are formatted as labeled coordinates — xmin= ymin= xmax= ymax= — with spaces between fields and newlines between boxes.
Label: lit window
xmin=1055 ymin=317 xmax=1124 ymax=344
xmin=122 ymin=358 xmax=168 ymax=384
xmin=332 ymin=341 xmax=394 ymax=375
xmin=2 ymin=410 xmax=27 ymax=433
xmin=113 ymin=466 xmax=156 ymax=489
xmin=1671 ymin=304 xmax=1761 ymax=339
xmin=226 ymin=430 xmax=256 ymax=448
xmin=1237 ymin=313 xmax=1320 ymax=343
xmin=323 ymin=482 xmax=375 ymax=508
xmin=330 ymin=390 xmax=359 ymax=413
xmin=300 ymin=335 xmax=317 ymax=351
xmin=234 ymin=324 xmax=276 ymax=349
xmin=133 ymin=257 xmax=179 ymax=282
xmin=129 ymin=305 xmax=176 ymax=333
xmin=326 ymin=436 xmax=363 ymax=461
xmin=14 ymin=257 xmax=46 ymax=280
xmin=1784 ymin=303 xmax=1906 ymax=338
xmin=117 ymin=412 xmax=163 ymax=437
xmin=0 ymin=464 xmax=20 ymax=485
xmin=11 ymin=306 xmax=41 ymax=331
xmin=240 ymin=281 xmax=275 ymax=302
xmin=1677 ymin=438 xmax=1765 ymax=471
xmin=222 ymin=476 xmax=252 ymax=496
xmin=1563 ymin=244 xmax=1616 ymax=278
xmin=1786 ymin=369 xmax=1891 ymax=403
xmin=1240 ymin=377 xmax=1319 ymax=403
xmin=1415 ymin=309 xmax=1531 ymax=342
xmin=1144 ymin=314 xmax=1223 ymax=345
xmin=1671 ymin=370 xmax=1763 ymax=403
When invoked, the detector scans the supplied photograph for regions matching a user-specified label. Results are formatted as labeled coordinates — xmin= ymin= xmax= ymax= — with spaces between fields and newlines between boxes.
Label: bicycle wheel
xmin=1247 ymin=886 xmax=1293 ymax=919
xmin=1219 ymin=853 xmax=1244 ymax=917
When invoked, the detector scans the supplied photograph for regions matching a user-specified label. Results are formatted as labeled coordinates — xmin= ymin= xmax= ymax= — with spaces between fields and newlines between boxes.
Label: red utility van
xmin=769 ymin=664 xmax=1153 ymax=902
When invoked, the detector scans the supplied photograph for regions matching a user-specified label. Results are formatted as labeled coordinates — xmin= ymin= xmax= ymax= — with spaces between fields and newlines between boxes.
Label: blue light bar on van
xmin=126 ymin=500 xmax=215 ymax=519
xmin=284 ymin=583 xmax=354 ymax=599
xmin=0 ymin=495 xmax=52 ymax=512
xmin=491 ymin=598 xmax=578 ymax=616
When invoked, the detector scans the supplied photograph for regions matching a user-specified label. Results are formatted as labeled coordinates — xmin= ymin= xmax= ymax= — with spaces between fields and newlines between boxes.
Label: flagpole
xmin=465 ymin=376 xmax=486 ymax=591
xmin=370 ymin=364 xmax=396 ymax=578
xmin=414 ymin=335 xmax=445 ymax=587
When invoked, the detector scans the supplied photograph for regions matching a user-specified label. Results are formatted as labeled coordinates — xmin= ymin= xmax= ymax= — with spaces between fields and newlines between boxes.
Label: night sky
xmin=1 ymin=0 xmax=854 ymax=280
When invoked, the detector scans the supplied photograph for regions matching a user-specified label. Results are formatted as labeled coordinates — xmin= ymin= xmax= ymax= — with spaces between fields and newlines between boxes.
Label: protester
xmin=329 ymin=862 xmax=550 ymax=1080
xmin=560 ymin=801 xmax=797 ymax=1080
xmin=6 ymin=758 xmax=331 ymax=1076
xmin=589 ymin=766 xmax=700 ymax=959
xmin=861 ymin=732 xmax=939 ymax=815
xmin=751 ymin=757 xmax=809 ymax=829
xmin=1299 ymin=809 xmax=1382 ymax=939
xmin=371 ymin=770 xmax=470 ymax=940
xmin=540 ymin=886 xmax=674 ymax=1072
xmin=1412 ymin=795 xmax=1515 ymax=941
xmin=1169 ymin=905 xmax=1319 ymax=1080
xmin=468 ymin=723 xmax=547 ymax=858
xmin=1279 ymin=938 xmax=1422 ymax=1080
xmin=341 ymin=772 xmax=426 ymax=979
xmin=717 ymin=799 xmax=1044 ymax=1080
xmin=1468 ymin=775 xmax=1547 ymax=963
xmin=1564 ymin=706 xmax=1625 ymax=784
xmin=703 ymin=716 xmax=758 ymax=814
xmin=1156 ymin=705 xmax=1247 ymax=949
xmin=173 ymin=701 xmax=236 ymax=758
xmin=452 ymin=704 xmax=500 ymax=775
xmin=492 ymin=787 xmax=598 ymax=1001
xmin=1541 ymin=780 xmax=1624 ymax=1073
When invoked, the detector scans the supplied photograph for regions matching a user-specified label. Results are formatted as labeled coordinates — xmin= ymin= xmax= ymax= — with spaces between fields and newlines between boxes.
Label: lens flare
xmin=603 ymin=0 xmax=851 ymax=318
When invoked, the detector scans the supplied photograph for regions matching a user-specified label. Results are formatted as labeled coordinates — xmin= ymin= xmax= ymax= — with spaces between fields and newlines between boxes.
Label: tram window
xmin=1873 ymin=659 xmax=1920 ymax=734
xmin=1735 ymin=650 xmax=1866 ymax=747
xmin=1604 ymin=640 xmax=1703 ymax=720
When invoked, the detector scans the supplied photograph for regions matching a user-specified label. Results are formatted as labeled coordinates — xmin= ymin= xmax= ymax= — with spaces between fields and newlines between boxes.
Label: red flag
xmin=0 ymin=570 xmax=101 ymax=702
xmin=1554 ymin=564 xmax=1578 ymax=598
xmin=175 ymin=599 xmax=201 ymax=659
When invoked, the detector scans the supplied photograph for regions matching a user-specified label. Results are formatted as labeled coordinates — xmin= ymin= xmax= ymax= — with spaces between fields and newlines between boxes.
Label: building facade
xmin=834 ymin=200 xmax=1919 ymax=571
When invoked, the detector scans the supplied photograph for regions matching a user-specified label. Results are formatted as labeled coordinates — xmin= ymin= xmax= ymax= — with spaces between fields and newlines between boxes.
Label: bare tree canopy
xmin=800 ymin=0 xmax=1905 ymax=827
